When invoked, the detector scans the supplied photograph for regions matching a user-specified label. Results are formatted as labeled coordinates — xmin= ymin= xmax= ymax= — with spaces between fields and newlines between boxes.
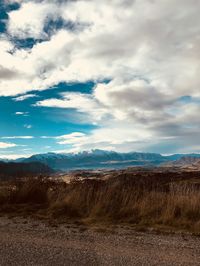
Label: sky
xmin=1 ymin=0 xmax=200 ymax=159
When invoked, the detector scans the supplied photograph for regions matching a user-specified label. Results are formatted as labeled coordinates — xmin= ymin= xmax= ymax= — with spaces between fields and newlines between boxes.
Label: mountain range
xmin=2 ymin=149 xmax=200 ymax=171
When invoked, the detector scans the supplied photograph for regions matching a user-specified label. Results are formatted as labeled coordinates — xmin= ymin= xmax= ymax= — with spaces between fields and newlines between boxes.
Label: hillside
xmin=174 ymin=156 xmax=200 ymax=165
xmin=164 ymin=156 xmax=200 ymax=171
xmin=0 ymin=161 xmax=53 ymax=179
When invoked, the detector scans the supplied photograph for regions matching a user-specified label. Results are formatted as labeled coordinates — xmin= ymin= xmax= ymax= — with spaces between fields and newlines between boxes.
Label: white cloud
xmin=24 ymin=124 xmax=32 ymax=129
xmin=1 ymin=136 xmax=34 ymax=139
xmin=36 ymin=80 xmax=200 ymax=153
xmin=40 ymin=136 xmax=55 ymax=139
xmin=54 ymin=125 xmax=152 ymax=153
xmin=35 ymin=92 xmax=107 ymax=121
xmin=0 ymin=142 xmax=17 ymax=149
xmin=7 ymin=2 xmax=58 ymax=39
xmin=1 ymin=0 xmax=199 ymax=99
xmin=56 ymin=132 xmax=86 ymax=145
xmin=1 ymin=0 xmax=200 ymax=153
xmin=1 ymin=0 xmax=199 ymax=98
xmin=15 ymin=112 xmax=29 ymax=116
xmin=13 ymin=94 xmax=37 ymax=101
xmin=0 ymin=153 xmax=33 ymax=160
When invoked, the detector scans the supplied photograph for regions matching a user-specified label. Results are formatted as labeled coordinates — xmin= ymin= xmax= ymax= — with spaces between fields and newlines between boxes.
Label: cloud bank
xmin=0 ymin=142 xmax=17 ymax=149
xmin=1 ymin=0 xmax=200 ymax=153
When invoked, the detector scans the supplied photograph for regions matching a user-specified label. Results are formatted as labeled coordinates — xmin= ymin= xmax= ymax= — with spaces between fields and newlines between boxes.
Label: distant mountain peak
xmin=3 ymin=150 xmax=200 ymax=171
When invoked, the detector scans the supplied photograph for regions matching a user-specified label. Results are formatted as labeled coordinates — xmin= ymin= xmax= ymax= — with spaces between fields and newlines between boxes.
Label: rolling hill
xmin=0 ymin=161 xmax=53 ymax=179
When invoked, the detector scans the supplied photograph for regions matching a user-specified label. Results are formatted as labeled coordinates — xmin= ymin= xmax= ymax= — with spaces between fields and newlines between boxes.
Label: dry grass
xmin=1 ymin=172 xmax=200 ymax=232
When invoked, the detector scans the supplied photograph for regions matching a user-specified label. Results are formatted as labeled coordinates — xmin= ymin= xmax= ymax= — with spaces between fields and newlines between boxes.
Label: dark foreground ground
xmin=0 ymin=217 xmax=200 ymax=266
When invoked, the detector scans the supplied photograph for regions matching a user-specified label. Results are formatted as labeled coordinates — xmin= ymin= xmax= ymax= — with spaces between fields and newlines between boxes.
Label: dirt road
xmin=0 ymin=217 xmax=200 ymax=266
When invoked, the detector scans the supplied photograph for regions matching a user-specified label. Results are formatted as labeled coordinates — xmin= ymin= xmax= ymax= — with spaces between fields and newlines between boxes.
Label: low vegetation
xmin=1 ymin=170 xmax=200 ymax=233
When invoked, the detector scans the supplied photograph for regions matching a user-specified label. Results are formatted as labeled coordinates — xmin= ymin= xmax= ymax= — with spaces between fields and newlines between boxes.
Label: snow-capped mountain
xmin=2 ymin=150 xmax=200 ymax=171
xmin=20 ymin=149 xmax=167 ymax=170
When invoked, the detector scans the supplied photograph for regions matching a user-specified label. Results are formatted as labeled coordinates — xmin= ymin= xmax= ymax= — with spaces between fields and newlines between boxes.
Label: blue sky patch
xmin=0 ymin=82 xmax=96 ymax=157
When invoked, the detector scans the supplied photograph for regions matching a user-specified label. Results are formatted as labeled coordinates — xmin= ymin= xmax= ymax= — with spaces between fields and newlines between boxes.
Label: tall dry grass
xmin=1 ymin=173 xmax=200 ymax=231
xmin=49 ymin=175 xmax=200 ymax=231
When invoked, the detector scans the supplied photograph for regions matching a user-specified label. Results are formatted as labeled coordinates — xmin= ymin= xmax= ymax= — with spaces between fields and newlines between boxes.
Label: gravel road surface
xmin=0 ymin=217 xmax=200 ymax=266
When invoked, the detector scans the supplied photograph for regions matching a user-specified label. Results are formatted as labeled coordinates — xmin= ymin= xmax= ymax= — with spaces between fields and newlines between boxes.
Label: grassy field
xmin=1 ymin=170 xmax=200 ymax=233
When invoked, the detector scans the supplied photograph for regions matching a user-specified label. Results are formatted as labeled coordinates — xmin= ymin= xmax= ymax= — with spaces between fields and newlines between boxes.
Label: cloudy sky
xmin=0 ymin=0 xmax=200 ymax=159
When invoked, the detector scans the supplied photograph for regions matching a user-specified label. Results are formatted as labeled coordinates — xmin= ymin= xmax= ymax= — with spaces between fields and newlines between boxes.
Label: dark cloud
xmin=0 ymin=65 xmax=19 ymax=79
